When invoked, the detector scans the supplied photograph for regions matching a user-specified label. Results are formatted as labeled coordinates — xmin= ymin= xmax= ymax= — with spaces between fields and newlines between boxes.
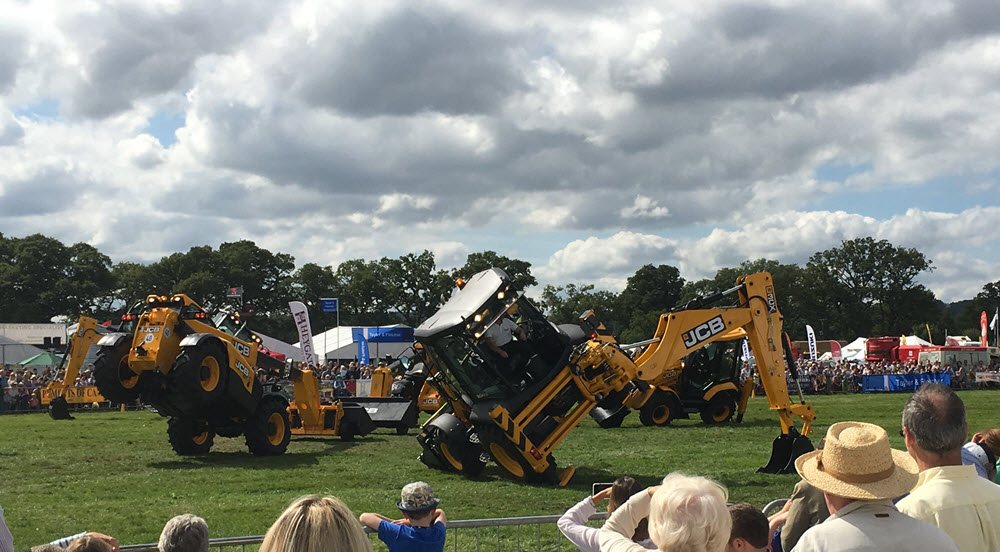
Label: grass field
xmin=2 ymin=390 xmax=999 ymax=548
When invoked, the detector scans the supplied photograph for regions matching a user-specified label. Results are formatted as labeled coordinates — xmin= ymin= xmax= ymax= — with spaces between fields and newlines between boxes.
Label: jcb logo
xmin=234 ymin=342 xmax=250 ymax=357
xmin=140 ymin=327 xmax=160 ymax=333
xmin=235 ymin=360 xmax=250 ymax=378
xmin=765 ymin=286 xmax=777 ymax=313
xmin=683 ymin=316 xmax=726 ymax=348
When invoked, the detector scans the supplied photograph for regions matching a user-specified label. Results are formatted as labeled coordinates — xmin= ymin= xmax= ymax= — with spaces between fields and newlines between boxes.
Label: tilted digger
xmin=92 ymin=294 xmax=372 ymax=455
xmin=415 ymin=269 xmax=815 ymax=484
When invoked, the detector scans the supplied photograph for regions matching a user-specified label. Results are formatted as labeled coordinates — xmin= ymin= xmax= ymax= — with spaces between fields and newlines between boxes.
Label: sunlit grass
xmin=2 ymin=390 xmax=998 ymax=548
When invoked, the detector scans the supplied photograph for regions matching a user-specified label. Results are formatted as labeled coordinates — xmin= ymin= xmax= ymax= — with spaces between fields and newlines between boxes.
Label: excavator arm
xmin=623 ymin=272 xmax=815 ymax=472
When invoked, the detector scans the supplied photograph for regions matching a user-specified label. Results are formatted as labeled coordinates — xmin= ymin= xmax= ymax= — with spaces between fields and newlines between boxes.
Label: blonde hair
xmin=648 ymin=473 xmax=731 ymax=552
xmin=260 ymin=495 xmax=373 ymax=552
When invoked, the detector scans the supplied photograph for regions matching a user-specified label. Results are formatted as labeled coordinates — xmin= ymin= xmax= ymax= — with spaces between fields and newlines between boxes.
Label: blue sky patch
xmin=143 ymin=110 xmax=185 ymax=147
xmin=815 ymin=161 xmax=873 ymax=183
xmin=15 ymin=98 xmax=60 ymax=121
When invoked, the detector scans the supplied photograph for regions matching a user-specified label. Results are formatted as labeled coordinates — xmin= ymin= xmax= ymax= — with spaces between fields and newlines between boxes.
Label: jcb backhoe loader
xmin=92 ymin=294 xmax=293 ymax=456
xmin=42 ymin=316 xmax=106 ymax=419
xmin=415 ymin=269 xmax=815 ymax=484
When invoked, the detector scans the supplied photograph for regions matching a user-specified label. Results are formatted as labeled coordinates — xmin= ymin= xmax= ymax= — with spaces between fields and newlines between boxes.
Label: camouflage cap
xmin=397 ymin=481 xmax=440 ymax=513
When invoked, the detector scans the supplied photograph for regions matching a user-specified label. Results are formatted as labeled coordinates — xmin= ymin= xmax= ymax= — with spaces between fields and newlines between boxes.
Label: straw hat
xmin=795 ymin=421 xmax=918 ymax=500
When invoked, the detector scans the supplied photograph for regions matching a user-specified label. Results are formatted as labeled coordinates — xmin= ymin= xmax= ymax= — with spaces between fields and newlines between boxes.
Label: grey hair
xmin=159 ymin=514 xmax=209 ymax=552
xmin=902 ymin=383 xmax=966 ymax=455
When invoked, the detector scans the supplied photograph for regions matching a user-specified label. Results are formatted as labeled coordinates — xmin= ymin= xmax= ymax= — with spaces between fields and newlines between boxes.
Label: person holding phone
xmin=557 ymin=477 xmax=655 ymax=552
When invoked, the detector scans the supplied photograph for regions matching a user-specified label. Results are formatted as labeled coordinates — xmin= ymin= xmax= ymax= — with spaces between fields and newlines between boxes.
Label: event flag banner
xmin=830 ymin=340 xmax=842 ymax=359
xmin=982 ymin=310 xmax=989 ymax=347
xmin=805 ymin=324 xmax=818 ymax=360
xmin=358 ymin=334 xmax=370 ymax=366
xmin=742 ymin=339 xmax=752 ymax=361
xmin=991 ymin=308 xmax=998 ymax=331
xmin=289 ymin=301 xmax=318 ymax=367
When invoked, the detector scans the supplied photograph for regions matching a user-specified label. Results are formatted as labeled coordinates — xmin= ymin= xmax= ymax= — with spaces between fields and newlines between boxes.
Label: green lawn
xmin=2 ymin=390 xmax=998 ymax=548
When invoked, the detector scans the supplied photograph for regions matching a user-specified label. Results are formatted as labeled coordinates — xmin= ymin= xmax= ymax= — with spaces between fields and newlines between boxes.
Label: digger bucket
xmin=758 ymin=428 xmax=813 ymax=474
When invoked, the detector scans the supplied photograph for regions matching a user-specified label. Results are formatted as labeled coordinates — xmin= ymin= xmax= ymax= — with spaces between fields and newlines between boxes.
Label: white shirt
xmin=484 ymin=317 xmax=519 ymax=348
xmin=792 ymin=499 xmax=958 ymax=552
xmin=558 ymin=497 xmax=653 ymax=552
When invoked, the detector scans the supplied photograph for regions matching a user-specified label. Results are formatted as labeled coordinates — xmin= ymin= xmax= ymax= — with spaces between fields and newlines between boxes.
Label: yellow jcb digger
xmin=92 ymin=294 xmax=292 ymax=455
xmin=415 ymin=269 xmax=815 ymax=484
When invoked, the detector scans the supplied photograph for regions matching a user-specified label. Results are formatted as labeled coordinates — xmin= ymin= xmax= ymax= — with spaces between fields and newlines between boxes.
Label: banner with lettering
xmin=805 ymin=325 xmax=818 ymax=360
xmin=289 ymin=301 xmax=318 ymax=367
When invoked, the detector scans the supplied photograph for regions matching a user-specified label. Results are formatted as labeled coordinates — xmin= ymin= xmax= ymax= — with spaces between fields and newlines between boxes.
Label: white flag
xmin=805 ymin=324 xmax=818 ymax=360
xmin=289 ymin=301 xmax=318 ymax=367
xmin=991 ymin=309 xmax=998 ymax=331
xmin=741 ymin=339 xmax=752 ymax=361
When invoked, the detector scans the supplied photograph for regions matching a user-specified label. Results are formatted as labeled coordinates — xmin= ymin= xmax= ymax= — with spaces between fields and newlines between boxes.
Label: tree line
xmin=0 ymin=232 xmax=993 ymax=345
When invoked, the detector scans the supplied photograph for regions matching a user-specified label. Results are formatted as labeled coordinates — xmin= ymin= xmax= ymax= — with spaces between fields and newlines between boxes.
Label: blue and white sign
xmin=320 ymin=298 xmax=338 ymax=313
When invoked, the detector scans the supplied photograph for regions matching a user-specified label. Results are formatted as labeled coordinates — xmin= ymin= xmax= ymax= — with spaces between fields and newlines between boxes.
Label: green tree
xmin=538 ymin=284 xmax=619 ymax=329
xmin=381 ymin=251 xmax=448 ymax=326
xmin=805 ymin=237 xmax=933 ymax=337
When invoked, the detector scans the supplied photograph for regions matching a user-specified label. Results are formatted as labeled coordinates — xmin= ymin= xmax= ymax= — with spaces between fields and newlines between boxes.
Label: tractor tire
xmin=639 ymin=391 xmax=680 ymax=427
xmin=480 ymin=427 xmax=558 ymax=484
xmin=167 ymin=418 xmax=214 ymax=455
xmin=700 ymin=392 xmax=737 ymax=425
xmin=418 ymin=416 xmax=486 ymax=476
xmin=170 ymin=341 xmax=228 ymax=408
xmin=245 ymin=395 xmax=291 ymax=456
xmin=93 ymin=342 xmax=141 ymax=404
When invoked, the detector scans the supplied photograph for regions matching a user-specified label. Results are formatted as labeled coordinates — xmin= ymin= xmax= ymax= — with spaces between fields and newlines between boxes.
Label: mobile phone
xmin=592 ymin=482 xmax=614 ymax=495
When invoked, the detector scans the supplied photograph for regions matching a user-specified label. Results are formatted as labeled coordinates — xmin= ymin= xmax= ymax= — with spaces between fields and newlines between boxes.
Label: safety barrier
xmin=119 ymin=513 xmax=609 ymax=552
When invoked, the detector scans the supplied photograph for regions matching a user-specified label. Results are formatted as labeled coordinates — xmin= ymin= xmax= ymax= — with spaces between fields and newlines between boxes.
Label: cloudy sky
xmin=1 ymin=1 xmax=999 ymax=302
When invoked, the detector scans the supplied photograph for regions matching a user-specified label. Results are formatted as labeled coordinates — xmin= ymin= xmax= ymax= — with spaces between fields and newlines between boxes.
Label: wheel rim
xmin=267 ymin=412 xmax=286 ymax=446
xmin=200 ymin=356 xmax=221 ymax=392
xmin=118 ymin=358 xmax=139 ymax=389
xmin=652 ymin=404 xmax=670 ymax=425
xmin=439 ymin=443 xmax=464 ymax=471
xmin=489 ymin=442 xmax=525 ymax=478
xmin=192 ymin=430 xmax=208 ymax=445
xmin=712 ymin=404 xmax=731 ymax=422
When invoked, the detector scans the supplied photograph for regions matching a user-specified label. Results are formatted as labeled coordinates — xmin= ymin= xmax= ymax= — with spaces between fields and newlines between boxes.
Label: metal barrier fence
xmin=119 ymin=513 xmax=609 ymax=552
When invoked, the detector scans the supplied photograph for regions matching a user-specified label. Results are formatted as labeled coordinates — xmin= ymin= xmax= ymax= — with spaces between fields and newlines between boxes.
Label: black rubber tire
xmin=170 ymin=340 xmax=229 ymax=408
xmin=480 ymin=426 xmax=558 ymax=484
xmin=245 ymin=395 xmax=291 ymax=456
xmin=700 ymin=392 xmax=737 ymax=425
xmin=93 ymin=342 xmax=141 ymax=403
xmin=167 ymin=418 xmax=215 ymax=455
xmin=639 ymin=391 xmax=680 ymax=427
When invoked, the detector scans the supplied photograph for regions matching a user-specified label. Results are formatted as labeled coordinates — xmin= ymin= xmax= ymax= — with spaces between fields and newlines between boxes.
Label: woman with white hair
xmin=599 ymin=473 xmax=732 ymax=552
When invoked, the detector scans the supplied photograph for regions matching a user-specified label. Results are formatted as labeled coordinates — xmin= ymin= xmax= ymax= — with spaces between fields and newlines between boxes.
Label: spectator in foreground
xmin=1 ymin=502 xmax=12 ymax=552
xmin=360 ymin=481 xmax=446 ymax=552
xmin=792 ymin=421 xmax=957 ymax=552
xmin=158 ymin=514 xmax=208 ymax=552
xmin=260 ymin=495 xmax=372 ymax=552
xmin=64 ymin=536 xmax=112 ymax=552
xmin=599 ymin=472 xmax=731 ymax=552
xmin=767 ymin=438 xmax=830 ymax=552
xmin=557 ymin=476 xmax=653 ymax=552
xmin=897 ymin=383 xmax=1000 ymax=551
xmin=726 ymin=503 xmax=768 ymax=552
xmin=965 ymin=428 xmax=1000 ymax=480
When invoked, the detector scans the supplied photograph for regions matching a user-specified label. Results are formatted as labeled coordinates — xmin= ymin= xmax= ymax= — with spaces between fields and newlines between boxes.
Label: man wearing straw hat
xmin=791 ymin=421 xmax=957 ymax=552
xmin=897 ymin=383 xmax=1000 ymax=551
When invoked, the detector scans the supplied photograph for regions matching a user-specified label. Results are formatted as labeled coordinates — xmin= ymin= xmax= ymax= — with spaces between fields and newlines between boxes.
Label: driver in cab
xmin=483 ymin=312 xmax=529 ymax=361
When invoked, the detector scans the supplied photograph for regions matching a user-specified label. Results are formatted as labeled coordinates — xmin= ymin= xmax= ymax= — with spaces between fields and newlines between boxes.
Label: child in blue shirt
xmin=360 ymin=481 xmax=446 ymax=552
